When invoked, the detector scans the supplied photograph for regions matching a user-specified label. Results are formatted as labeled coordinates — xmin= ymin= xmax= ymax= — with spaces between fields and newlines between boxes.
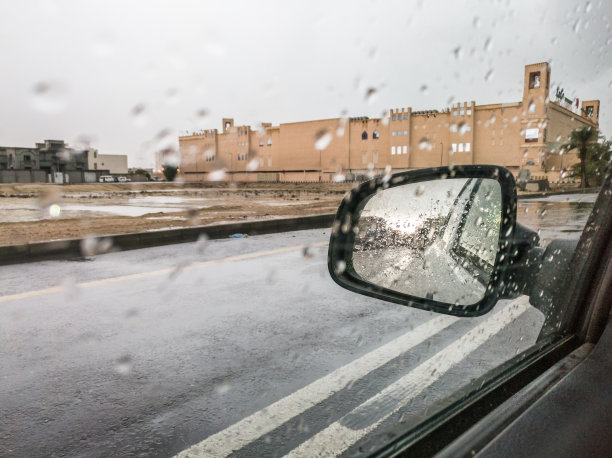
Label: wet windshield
xmin=0 ymin=1 xmax=609 ymax=457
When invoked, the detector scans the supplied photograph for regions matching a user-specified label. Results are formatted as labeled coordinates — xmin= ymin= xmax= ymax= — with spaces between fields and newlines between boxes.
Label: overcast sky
xmin=1 ymin=0 xmax=610 ymax=168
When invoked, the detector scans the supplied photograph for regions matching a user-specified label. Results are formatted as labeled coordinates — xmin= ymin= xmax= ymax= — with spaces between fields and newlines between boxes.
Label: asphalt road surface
xmin=0 ymin=197 xmax=594 ymax=457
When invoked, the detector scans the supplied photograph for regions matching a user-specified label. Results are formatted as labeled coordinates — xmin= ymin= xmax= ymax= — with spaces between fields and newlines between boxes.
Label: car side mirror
xmin=328 ymin=165 xmax=518 ymax=317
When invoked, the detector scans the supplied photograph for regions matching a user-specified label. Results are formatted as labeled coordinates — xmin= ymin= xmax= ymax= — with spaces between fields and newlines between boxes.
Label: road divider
xmin=0 ymin=214 xmax=336 ymax=266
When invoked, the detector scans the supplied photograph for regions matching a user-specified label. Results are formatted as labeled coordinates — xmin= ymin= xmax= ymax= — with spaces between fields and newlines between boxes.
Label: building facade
xmin=179 ymin=63 xmax=600 ymax=182
xmin=86 ymin=150 xmax=128 ymax=174
xmin=0 ymin=139 xmax=123 ymax=183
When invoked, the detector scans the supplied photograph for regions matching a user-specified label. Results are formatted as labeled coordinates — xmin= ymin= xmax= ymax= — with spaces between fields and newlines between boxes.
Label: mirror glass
xmin=352 ymin=178 xmax=502 ymax=306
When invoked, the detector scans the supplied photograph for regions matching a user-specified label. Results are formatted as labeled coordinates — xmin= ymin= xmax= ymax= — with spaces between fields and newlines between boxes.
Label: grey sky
xmin=1 ymin=0 xmax=610 ymax=168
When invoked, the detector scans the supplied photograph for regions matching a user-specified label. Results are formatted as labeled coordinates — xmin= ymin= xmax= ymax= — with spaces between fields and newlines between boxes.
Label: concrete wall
xmin=0 ymin=169 xmax=47 ymax=183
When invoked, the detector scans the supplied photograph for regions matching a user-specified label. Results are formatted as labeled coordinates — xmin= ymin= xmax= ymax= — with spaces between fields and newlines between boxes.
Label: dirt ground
xmin=0 ymin=182 xmax=354 ymax=246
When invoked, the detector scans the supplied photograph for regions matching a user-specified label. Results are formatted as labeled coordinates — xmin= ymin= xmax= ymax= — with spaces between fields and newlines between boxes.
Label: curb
xmin=0 ymin=214 xmax=336 ymax=266
xmin=518 ymin=187 xmax=600 ymax=200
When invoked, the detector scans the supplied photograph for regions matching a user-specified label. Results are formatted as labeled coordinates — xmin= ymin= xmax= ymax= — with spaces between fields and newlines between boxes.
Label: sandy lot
xmin=0 ymin=182 xmax=353 ymax=246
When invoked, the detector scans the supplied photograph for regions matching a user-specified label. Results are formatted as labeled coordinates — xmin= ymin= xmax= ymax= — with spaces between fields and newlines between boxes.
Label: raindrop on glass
xmin=209 ymin=169 xmax=227 ymax=181
xmin=314 ymin=129 xmax=333 ymax=150
xmin=415 ymin=184 xmax=425 ymax=196
xmin=114 ymin=355 xmax=132 ymax=375
xmin=30 ymin=81 xmax=67 ymax=114
xmin=335 ymin=260 xmax=347 ymax=274
xmin=484 ymin=36 xmax=493 ymax=52
xmin=484 ymin=69 xmax=494 ymax=82
xmin=364 ymin=87 xmax=378 ymax=103
xmin=418 ymin=138 xmax=431 ymax=150
xmin=420 ymin=84 xmax=429 ymax=95
xmin=131 ymin=104 xmax=148 ymax=127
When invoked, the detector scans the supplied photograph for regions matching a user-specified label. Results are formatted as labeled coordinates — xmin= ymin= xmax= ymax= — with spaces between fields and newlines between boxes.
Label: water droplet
xmin=115 ymin=355 xmax=132 ymax=375
xmin=453 ymin=46 xmax=463 ymax=59
xmin=551 ymin=37 xmax=558 ymax=45
xmin=80 ymin=236 xmax=113 ymax=257
xmin=209 ymin=169 xmax=227 ymax=181
xmin=473 ymin=16 xmax=481 ymax=28
xmin=333 ymin=172 xmax=346 ymax=182
xmin=573 ymin=19 xmax=580 ymax=33
xmin=195 ymin=233 xmax=209 ymax=253
xmin=484 ymin=36 xmax=493 ymax=52
xmin=131 ymin=104 xmax=148 ymax=127
xmin=484 ymin=69 xmax=494 ymax=82
xmin=30 ymin=81 xmax=67 ymax=114
xmin=48 ymin=204 xmax=62 ymax=218
xmin=314 ymin=129 xmax=333 ymax=150
xmin=420 ymin=84 xmax=429 ymax=95
xmin=528 ymin=101 xmax=536 ymax=112
xmin=458 ymin=122 xmax=468 ymax=135
xmin=165 ymin=88 xmax=179 ymax=105
xmin=364 ymin=87 xmax=378 ymax=103
xmin=196 ymin=108 xmax=209 ymax=119
xmin=335 ymin=260 xmax=346 ymax=274
xmin=415 ymin=184 xmax=425 ymax=196
xmin=215 ymin=383 xmax=232 ymax=395
xmin=418 ymin=138 xmax=431 ymax=150
xmin=246 ymin=158 xmax=259 ymax=171
xmin=475 ymin=216 xmax=483 ymax=227
xmin=585 ymin=1 xmax=592 ymax=13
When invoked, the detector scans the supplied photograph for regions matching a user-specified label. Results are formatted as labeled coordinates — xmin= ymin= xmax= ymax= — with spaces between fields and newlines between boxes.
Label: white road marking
xmin=284 ymin=297 xmax=530 ymax=457
xmin=174 ymin=315 xmax=459 ymax=458
xmin=0 ymin=242 xmax=328 ymax=303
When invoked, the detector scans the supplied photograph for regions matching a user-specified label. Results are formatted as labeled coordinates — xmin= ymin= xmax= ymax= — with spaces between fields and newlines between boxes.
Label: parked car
xmin=117 ymin=176 xmax=130 ymax=182
xmin=98 ymin=175 xmax=114 ymax=183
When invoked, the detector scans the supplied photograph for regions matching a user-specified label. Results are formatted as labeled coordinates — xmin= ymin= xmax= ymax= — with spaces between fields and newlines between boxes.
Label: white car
xmin=98 ymin=175 xmax=114 ymax=183
xmin=117 ymin=176 xmax=130 ymax=182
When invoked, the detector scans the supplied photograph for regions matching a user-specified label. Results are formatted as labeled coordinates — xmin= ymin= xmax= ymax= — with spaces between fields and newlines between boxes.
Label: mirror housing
xmin=328 ymin=165 xmax=518 ymax=317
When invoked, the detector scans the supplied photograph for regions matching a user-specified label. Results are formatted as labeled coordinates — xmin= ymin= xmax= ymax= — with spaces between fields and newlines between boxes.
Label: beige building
xmin=179 ymin=63 xmax=600 ymax=183
xmin=87 ymin=150 xmax=128 ymax=174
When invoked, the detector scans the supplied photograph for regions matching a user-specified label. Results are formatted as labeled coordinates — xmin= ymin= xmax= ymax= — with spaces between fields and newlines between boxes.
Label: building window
xmin=529 ymin=102 xmax=536 ymax=113
xmin=529 ymin=71 xmax=541 ymax=89
xmin=403 ymin=115 xmax=408 ymax=120
xmin=458 ymin=143 xmax=464 ymax=152
xmin=452 ymin=143 xmax=457 ymax=152
xmin=259 ymin=139 xmax=264 ymax=147
xmin=403 ymin=130 xmax=408 ymax=135
xmin=392 ymin=116 xmax=396 ymax=121
xmin=94 ymin=151 xmax=97 ymax=158
xmin=362 ymin=131 xmax=368 ymax=140
xmin=460 ymin=109 xmax=465 ymax=115
xmin=403 ymin=145 xmax=407 ymax=155
xmin=450 ymin=124 xmax=457 ymax=132
xmin=586 ymin=105 xmax=594 ymax=116
xmin=453 ymin=110 xmax=458 ymax=116
xmin=373 ymin=130 xmax=380 ymax=139
xmin=267 ymin=138 xmax=272 ymax=146
xmin=466 ymin=109 xmax=472 ymax=115
xmin=392 ymin=131 xmax=396 ymax=136
xmin=391 ymin=146 xmax=396 ymax=155
xmin=465 ymin=142 xmax=471 ymax=152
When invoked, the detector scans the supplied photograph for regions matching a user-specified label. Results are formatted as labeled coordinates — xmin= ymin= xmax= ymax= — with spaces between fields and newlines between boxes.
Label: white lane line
xmin=0 ymin=242 xmax=328 ymax=303
xmin=284 ymin=297 xmax=530 ymax=458
xmin=174 ymin=315 xmax=459 ymax=458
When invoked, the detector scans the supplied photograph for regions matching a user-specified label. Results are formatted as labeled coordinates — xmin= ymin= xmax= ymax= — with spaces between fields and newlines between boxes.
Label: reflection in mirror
xmin=352 ymin=178 xmax=502 ymax=306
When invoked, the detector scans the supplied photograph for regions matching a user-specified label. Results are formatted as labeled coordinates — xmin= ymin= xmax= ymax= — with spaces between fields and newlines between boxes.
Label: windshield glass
xmin=0 ymin=1 xmax=609 ymax=457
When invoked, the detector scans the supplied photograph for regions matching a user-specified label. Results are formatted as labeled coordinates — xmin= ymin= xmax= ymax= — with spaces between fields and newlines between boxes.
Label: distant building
xmin=179 ymin=62 xmax=600 ymax=182
xmin=0 ymin=139 xmax=114 ymax=183
xmin=86 ymin=150 xmax=128 ymax=174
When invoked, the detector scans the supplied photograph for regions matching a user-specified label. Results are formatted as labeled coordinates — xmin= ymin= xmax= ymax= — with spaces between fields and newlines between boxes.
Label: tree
xmin=569 ymin=139 xmax=611 ymax=187
xmin=562 ymin=127 xmax=598 ymax=188
xmin=162 ymin=164 xmax=179 ymax=181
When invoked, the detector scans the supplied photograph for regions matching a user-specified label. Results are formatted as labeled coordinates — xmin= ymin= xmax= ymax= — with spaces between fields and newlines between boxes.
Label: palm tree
xmin=563 ymin=127 xmax=598 ymax=188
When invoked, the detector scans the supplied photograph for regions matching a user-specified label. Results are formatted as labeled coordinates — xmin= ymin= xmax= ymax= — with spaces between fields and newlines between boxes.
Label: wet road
xmin=0 ymin=195 xmax=595 ymax=457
